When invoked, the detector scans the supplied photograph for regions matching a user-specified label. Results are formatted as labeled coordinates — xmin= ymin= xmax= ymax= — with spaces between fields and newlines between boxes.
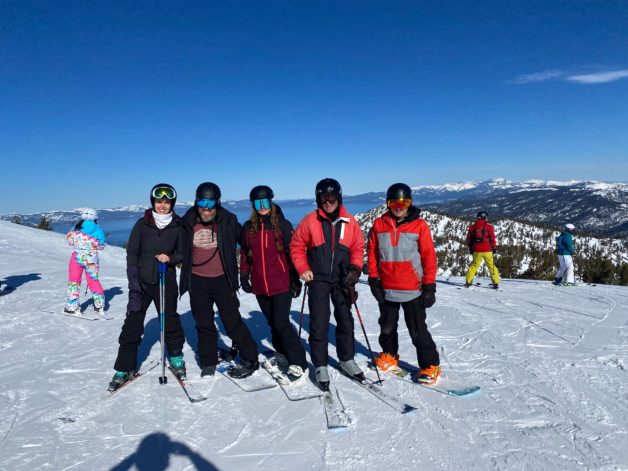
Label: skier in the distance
xmin=290 ymin=178 xmax=365 ymax=391
xmin=240 ymin=185 xmax=307 ymax=385
xmin=464 ymin=211 xmax=500 ymax=289
xmin=554 ymin=223 xmax=576 ymax=286
xmin=109 ymin=184 xmax=187 ymax=391
xmin=368 ymin=183 xmax=441 ymax=385
xmin=65 ymin=208 xmax=106 ymax=315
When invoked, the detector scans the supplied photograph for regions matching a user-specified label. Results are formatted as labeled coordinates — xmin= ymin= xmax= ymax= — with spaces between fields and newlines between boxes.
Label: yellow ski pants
xmin=466 ymin=252 xmax=501 ymax=285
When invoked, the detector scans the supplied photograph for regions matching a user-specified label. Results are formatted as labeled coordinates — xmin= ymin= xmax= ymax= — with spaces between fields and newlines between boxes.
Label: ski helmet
xmin=477 ymin=211 xmax=488 ymax=220
xmin=195 ymin=182 xmax=221 ymax=206
xmin=315 ymin=178 xmax=342 ymax=207
xmin=81 ymin=208 xmax=98 ymax=221
xmin=150 ymin=183 xmax=177 ymax=209
xmin=386 ymin=183 xmax=413 ymax=202
xmin=249 ymin=185 xmax=274 ymax=202
xmin=564 ymin=223 xmax=575 ymax=231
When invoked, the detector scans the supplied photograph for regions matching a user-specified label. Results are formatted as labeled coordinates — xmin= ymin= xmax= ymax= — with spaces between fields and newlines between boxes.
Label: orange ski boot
xmin=416 ymin=365 xmax=441 ymax=385
xmin=374 ymin=352 xmax=399 ymax=373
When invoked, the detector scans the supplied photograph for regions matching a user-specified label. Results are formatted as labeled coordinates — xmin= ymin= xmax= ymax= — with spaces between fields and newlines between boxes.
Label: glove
xmin=368 ymin=277 xmax=386 ymax=304
xmin=126 ymin=265 xmax=142 ymax=312
xmin=343 ymin=285 xmax=358 ymax=304
xmin=290 ymin=277 xmax=302 ymax=298
xmin=343 ymin=264 xmax=361 ymax=289
xmin=240 ymin=272 xmax=252 ymax=294
xmin=492 ymin=248 xmax=497 ymax=255
xmin=419 ymin=283 xmax=436 ymax=308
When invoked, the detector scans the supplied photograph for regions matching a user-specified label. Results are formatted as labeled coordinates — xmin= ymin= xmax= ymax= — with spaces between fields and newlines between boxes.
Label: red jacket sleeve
xmin=419 ymin=221 xmax=437 ymax=285
xmin=289 ymin=215 xmax=312 ymax=276
xmin=488 ymin=224 xmax=497 ymax=249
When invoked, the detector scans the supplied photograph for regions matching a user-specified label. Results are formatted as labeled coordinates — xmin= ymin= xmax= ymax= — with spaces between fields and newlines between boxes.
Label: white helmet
xmin=564 ymin=223 xmax=575 ymax=231
xmin=81 ymin=208 xmax=98 ymax=221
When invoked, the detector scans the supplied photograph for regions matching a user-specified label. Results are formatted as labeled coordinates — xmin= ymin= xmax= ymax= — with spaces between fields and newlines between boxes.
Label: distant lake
xmin=53 ymin=202 xmax=381 ymax=247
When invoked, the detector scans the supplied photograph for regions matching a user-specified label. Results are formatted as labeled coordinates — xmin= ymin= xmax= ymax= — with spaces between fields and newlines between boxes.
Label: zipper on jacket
xmin=261 ymin=222 xmax=269 ymax=294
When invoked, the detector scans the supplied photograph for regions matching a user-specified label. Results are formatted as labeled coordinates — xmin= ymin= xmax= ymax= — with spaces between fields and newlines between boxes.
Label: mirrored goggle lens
xmin=196 ymin=198 xmax=217 ymax=209
xmin=387 ymin=198 xmax=412 ymax=210
xmin=253 ymin=198 xmax=271 ymax=211
xmin=152 ymin=187 xmax=176 ymax=200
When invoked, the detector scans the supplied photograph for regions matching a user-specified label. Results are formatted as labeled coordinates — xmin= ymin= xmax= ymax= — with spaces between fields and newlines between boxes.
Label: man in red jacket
xmin=367 ymin=183 xmax=440 ymax=385
xmin=465 ymin=211 xmax=500 ymax=288
xmin=290 ymin=178 xmax=365 ymax=391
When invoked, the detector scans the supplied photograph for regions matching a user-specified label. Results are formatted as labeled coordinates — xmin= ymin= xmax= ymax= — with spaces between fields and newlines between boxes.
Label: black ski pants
xmin=256 ymin=291 xmax=307 ymax=370
xmin=308 ymin=280 xmax=355 ymax=368
xmin=190 ymin=274 xmax=258 ymax=367
xmin=378 ymin=297 xmax=439 ymax=369
xmin=114 ymin=278 xmax=185 ymax=372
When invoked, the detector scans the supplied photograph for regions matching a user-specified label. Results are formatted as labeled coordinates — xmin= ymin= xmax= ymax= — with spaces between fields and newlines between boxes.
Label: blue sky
xmin=2 ymin=1 xmax=628 ymax=213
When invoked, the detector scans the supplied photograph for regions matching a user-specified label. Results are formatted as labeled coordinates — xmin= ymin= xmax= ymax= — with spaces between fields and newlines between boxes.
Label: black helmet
xmin=150 ymin=183 xmax=177 ymax=210
xmin=249 ymin=185 xmax=274 ymax=202
xmin=315 ymin=178 xmax=342 ymax=206
xmin=386 ymin=183 xmax=412 ymax=201
xmin=195 ymin=182 xmax=221 ymax=202
xmin=477 ymin=211 xmax=488 ymax=220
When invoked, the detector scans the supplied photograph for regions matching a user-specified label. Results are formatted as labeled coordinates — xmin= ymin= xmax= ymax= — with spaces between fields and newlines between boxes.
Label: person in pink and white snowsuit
xmin=65 ymin=208 xmax=106 ymax=314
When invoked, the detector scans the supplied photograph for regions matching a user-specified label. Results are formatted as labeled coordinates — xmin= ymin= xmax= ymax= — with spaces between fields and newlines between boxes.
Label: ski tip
xmin=447 ymin=386 xmax=481 ymax=396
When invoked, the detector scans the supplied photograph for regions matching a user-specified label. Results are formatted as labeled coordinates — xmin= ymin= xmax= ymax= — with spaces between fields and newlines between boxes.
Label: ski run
xmin=1 ymin=220 xmax=627 ymax=470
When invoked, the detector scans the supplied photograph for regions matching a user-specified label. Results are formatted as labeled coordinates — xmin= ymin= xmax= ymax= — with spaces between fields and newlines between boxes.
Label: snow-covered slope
xmin=0 ymin=220 xmax=627 ymax=470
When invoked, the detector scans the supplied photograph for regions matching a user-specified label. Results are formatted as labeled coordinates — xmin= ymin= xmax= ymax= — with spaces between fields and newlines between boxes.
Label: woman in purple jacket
xmin=240 ymin=185 xmax=307 ymax=385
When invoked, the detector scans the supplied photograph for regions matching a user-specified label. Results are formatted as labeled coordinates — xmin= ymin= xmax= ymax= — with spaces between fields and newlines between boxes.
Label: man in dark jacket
xmin=180 ymin=182 xmax=259 ymax=379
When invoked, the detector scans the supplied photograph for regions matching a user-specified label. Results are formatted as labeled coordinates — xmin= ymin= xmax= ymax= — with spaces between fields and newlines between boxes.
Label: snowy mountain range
xmin=1 ymin=220 xmax=627 ymax=470
xmin=3 ymin=178 xmax=627 ymax=238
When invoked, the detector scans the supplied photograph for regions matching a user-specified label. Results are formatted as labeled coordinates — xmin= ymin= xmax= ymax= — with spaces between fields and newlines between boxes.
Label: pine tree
xmin=36 ymin=215 xmax=53 ymax=231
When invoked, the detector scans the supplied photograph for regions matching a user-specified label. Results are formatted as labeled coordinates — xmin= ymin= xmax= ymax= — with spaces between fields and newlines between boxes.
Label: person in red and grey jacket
xmin=240 ymin=185 xmax=307 ymax=385
xmin=367 ymin=183 xmax=441 ymax=385
xmin=465 ymin=211 xmax=500 ymax=289
xmin=290 ymin=178 xmax=365 ymax=391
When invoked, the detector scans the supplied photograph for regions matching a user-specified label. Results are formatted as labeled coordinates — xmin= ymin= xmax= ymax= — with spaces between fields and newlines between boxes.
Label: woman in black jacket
xmin=109 ymin=183 xmax=187 ymax=391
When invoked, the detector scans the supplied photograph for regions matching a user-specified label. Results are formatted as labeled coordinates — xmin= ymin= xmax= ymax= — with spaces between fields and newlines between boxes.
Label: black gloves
xmin=492 ymin=248 xmax=497 ymax=255
xmin=240 ymin=272 xmax=252 ymax=293
xmin=290 ymin=277 xmax=302 ymax=298
xmin=368 ymin=277 xmax=386 ymax=304
xmin=343 ymin=264 xmax=361 ymax=289
xmin=419 ymin=283 xmax=436 ymax=308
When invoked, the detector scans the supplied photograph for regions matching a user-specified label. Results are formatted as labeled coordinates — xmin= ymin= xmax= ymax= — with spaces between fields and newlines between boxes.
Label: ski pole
xmin=298 ymin=284 xmax=308 ymax=338
xmin=158 ymin=261 xmax=168 ymax=385
xmin=352 ymin=296 xmax=383 ymax=386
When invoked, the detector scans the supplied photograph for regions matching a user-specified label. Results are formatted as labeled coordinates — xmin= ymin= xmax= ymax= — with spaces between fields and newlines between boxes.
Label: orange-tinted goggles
xmin=387 ymin=198 xmax=412 ymax=210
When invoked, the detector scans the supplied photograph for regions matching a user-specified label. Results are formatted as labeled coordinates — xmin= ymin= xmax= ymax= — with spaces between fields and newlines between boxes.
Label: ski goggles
xmin=253 ymin=198 xmax=271 ymax=211
xmin=320 ymin=194 xmax=338 ymax=205
xmin=387 ymin=197 xmax=412 ymax=210
xmin=196 ymin=198 xmax=217 ymax=209
xmin=151 ymin=186 xmax=177 ymax=200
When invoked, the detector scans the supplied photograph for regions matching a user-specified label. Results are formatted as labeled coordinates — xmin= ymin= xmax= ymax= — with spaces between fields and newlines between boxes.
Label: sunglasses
xmin=152 ymin=186 xmax=176 ymax=200
xmin=321 ymin=195 xmax=338 ymax=205
xmin=196 ymin=198 xmax=217 ymax=209
xmin=387 ymin=198 xmax=412 ymax=210
xmin=253 ymin=198 xmax=271 ymax=211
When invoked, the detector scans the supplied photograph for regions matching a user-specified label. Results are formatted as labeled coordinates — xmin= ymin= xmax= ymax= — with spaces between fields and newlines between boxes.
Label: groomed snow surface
xmin=0 ymin=220 xmax=626 ymax=471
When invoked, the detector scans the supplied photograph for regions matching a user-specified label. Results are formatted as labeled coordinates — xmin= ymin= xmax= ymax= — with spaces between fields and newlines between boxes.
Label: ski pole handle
xmin=159 ymin=261 xmax=167 ymax=274
xmin=298 ymin=284 xmax=308 ymax=338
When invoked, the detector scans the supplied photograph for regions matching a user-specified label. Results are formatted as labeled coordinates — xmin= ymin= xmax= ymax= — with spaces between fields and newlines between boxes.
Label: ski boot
xmin=200 ymin=365 xmax=216 ymax=377
xmin=169 ymin=355 xmax=187 ymax=380
xmin=340 ymin=359 xmax=366 ymax=384
xmin=277 ymin=365 xmax=306 ymax=387
xmin=552 ymin=277 xmax=562 ymax=286
xmin=64 ymin=301 xmax=79 ymax=314
xmin=218 ymin=345 xmax=239 ymax=363
xmin=464 ymin=282 xmax=472 ymax=288
xmin=315 ymin=366 xmax=330 ymax=392
xmin=374 ymin=352 xmax=399 ymax=373
xmin=108 ymin=371 xmax=133 ymax=391
xmin=416 ymin=365 xmax=441 ymax=385
xmin=227 ymin=359 xmax=259 ymax=379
